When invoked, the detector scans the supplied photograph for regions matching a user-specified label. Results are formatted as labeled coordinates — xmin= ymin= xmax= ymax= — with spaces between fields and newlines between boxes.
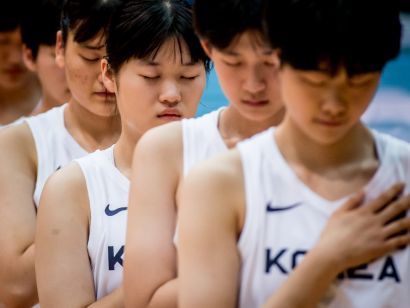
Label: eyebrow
xmin=223 ymin=49 xmax=274 ymax=56
xmin=80 ymin=43 xmax=105 ymax=50
xmin=141 ymin=59 xmax=199 ymax=66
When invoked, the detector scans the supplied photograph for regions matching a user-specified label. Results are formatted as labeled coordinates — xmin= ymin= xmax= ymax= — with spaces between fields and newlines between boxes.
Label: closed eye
xmin=181 ymin=75 xmax=199 ymax=80
xmin=80 ymin=55 xmax=100 ymax=62
xmin=223 ymin=61 xmax=241 ymax=67
xmin=141 ymin=75 xmax=160 ymax=80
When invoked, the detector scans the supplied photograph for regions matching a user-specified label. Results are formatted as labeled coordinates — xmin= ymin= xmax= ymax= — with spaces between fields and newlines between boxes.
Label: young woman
xmin=124 ymin=0 xmax=284 ymax=306
xmin=178 ymin=0 xmax=410 ymax=307
xmin=21 ymin=0 xmax=70 ymax=116
xmin=35 ymin=0 xmax=209 ymax=306
xmin=0 ymin=0 xmax=40 ymax=125
xmin=0 ymin=0 xmax=121 ymax=306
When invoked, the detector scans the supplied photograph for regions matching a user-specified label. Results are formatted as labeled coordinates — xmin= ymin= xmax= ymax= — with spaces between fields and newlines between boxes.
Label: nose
xmin=321 ymin=93 xmax=346 ymax=117
xmin=159 ymin=80 xmax=182 ymax=106
xmin=243 ymin=66 xmax=265 ymax=94
xmin=97 ymin=70 xmax=104 ymax=84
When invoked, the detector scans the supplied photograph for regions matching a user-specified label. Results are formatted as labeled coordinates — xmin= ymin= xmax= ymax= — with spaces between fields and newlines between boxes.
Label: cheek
xmin=188 ymin=76 xmax=206 ymax=100
xmin=66 ymin=62 xmax=90 ymax=86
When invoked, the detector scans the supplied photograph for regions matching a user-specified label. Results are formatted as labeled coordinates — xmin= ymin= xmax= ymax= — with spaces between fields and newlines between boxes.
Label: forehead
xmin=147 ymin=37 xmax=195 ymax=64
xmin=67 ymin=30 xmax=105 ymax=50
xmin=220 ymin=31 xmax=273 ymax=56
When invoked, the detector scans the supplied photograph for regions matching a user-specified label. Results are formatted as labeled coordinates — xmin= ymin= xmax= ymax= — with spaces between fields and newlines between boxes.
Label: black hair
xmin=193 ymin=0 xmax=265 ymax=50
xmin=0 ymin=1 xmax=23 ymax=32
xmin=264 ymin=0 xmax=402 ymax=75
xmin=400 ymin=0 xmax=410 ymax=12
xmin=61 ymin=0 xmax=121 ymax=45
xmin=20 ymin=0 xmax=63 ymax=59
xmin=106 ymin=0 xmax=210 ymax=74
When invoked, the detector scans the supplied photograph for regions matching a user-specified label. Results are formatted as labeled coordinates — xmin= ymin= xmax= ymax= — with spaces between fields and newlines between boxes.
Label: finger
xmin=383 ymin=216 xmax=410 ymax=239
xmin=384 ymin=233 xmax=410 ymax=251
xmin=367 ymin=182 xmax=405 ymax=213
xmin=338 ymin=190 xmax=365 ymax=212
xmin=380 ymin=194 xmax=410 ymax=224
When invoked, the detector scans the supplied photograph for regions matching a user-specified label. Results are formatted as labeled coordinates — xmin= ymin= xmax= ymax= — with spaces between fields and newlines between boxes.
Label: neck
xmin=219 ymin=105 xmax=285 ymax=148
xmin=0 ymin=75 xmax=41 ymax=123
xmin=113 ymin=128 xmax=142 ymax=179
xmin=275 ymin=117 xmax=375 ymax=172
xmin=30 ymin=93 xmax=64 ymax=116
xmin=64 ymin=100 xmax=121 ymax=152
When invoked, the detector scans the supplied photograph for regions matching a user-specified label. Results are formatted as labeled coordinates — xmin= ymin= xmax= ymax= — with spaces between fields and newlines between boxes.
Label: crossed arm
xmin=0 ymin=124 xmax=39 ymax=307
xmin=35 ymin=163 xmax=124 ymax=307
xmin=124 ymin=123 xmax=183 ymax=308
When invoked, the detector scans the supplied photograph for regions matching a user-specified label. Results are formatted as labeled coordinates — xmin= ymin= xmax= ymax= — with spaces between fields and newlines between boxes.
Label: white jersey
xmin=237 ymin=128 xmax=410 ymax=308
xmin=182 ymin=108 xmax=227 ymax=176
xmin=76 ymin=146 xmax=129 ymax=299
xmin=25 ymin=104 xmax=87 ymax=207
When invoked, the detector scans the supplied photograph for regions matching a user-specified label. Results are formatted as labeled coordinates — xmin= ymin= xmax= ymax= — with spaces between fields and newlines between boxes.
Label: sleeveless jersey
xmin=182 ymin=108 xmax=227 ymax=176
xmin=237 ymin=128 xmax=410 ymax=308
xmin=174 ymin=109 xmax=228 ymax=243
xmin=25 ymin=104 xmax=87 ymax=207
xmin=76 ymin=146 xmax=129 ymax=299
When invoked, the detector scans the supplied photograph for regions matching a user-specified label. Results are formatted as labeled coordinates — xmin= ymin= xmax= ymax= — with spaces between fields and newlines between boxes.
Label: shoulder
xmin=0 ymin=122 xmax=36 ymax=172
xmin=181 ymin=149 xmax=244 ymax=227
xmin=374 ymin=130 xmax=410 ymax=161
xmin=134 ymin=121 xmax=183 ymax=170
xmin=39 ymin=162 xmax=89 ymax=223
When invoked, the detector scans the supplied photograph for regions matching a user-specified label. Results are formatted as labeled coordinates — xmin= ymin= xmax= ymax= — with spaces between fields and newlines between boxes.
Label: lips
xmin=94 ymin=91 xmax=115 ymax=99
xmin=242 ymin=99 xmax=269 ymax=106
xmin=314 ymin=118 xmax=344 ymax=127
xmin=157 ymin=109 xmax=182 ymax=119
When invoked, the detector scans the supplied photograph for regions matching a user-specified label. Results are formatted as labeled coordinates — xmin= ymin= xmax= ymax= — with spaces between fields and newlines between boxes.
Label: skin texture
xmin=35 ymin=38 xmax=206 ymax=307
xmin=0 ymin=30 xmax=120 ymax=307
xmin=22 ymin=44 xmax=70 ymax=115
xmin=177 ymin=66 xmax=410 ymax=308
xmin=0 ymin=28 xmax=40 ymax=124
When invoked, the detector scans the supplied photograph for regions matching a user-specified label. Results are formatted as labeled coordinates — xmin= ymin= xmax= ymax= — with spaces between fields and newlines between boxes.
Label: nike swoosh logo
xmin=105 ymin=204 xmax=127 ymax=216
xmin=266 ymin=202 xmax=302 ymax=212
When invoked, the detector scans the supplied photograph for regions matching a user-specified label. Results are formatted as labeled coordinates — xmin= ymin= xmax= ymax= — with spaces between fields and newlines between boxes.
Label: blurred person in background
xmin=0 ymin=0 xmax=40 ymax=126
xmin=20 ymin=0 xmax=70 ymax=118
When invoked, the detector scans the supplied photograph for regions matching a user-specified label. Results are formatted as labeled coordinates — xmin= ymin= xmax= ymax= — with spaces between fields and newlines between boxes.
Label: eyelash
xmin=223 ymin=61 xmax=241 ymax=67
xmin=80 ymin=55 xmax=100 ymax=62
xmin=141 ymin=75 xmax=198 ymax=80
xmin=181 ymin=75 xmax=198 ymax=80
xmin=141 ymin=75 xmax=160 ymax=80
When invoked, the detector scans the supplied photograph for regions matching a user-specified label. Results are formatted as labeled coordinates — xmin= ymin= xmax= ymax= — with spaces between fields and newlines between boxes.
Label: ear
xmin=55 ymin=30 xmax=65 ymax=69
xmin=22 ymin=44 xmax=37 ymax=72
xmin=101 ymin=58 xmax=116 ymax=94
xmin=200 ymin=39 xmax=213 ymax=58
xmin=273 ymin=49 xmax=282 ymax=68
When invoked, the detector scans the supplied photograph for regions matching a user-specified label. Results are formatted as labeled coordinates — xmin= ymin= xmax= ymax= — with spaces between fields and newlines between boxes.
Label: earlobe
xmin=55 ymin=30 xmax=65 ymax=68
xmin=101 ymin=59 xmax=116 ymax=94
xmin=22 ymin=45 xmax=36 ymax=72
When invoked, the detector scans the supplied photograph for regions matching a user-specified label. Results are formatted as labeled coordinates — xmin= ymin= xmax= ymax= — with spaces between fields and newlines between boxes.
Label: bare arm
xmin=178 ymin=151 xmax=243 ymax=308
xmin=124 ymin=123 xmax=182 ymax=308
xmin=35 ymin=163 xmax=124 ymax=308
xmin=263 ymin=183 xmax=410 ymax=308
xmin=0 ymin=123 xmax=38 ymax=307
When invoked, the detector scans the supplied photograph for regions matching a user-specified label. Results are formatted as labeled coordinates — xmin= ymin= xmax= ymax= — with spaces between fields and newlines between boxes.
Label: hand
xmin=315 ymin=183 xmax=410 ymax=272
